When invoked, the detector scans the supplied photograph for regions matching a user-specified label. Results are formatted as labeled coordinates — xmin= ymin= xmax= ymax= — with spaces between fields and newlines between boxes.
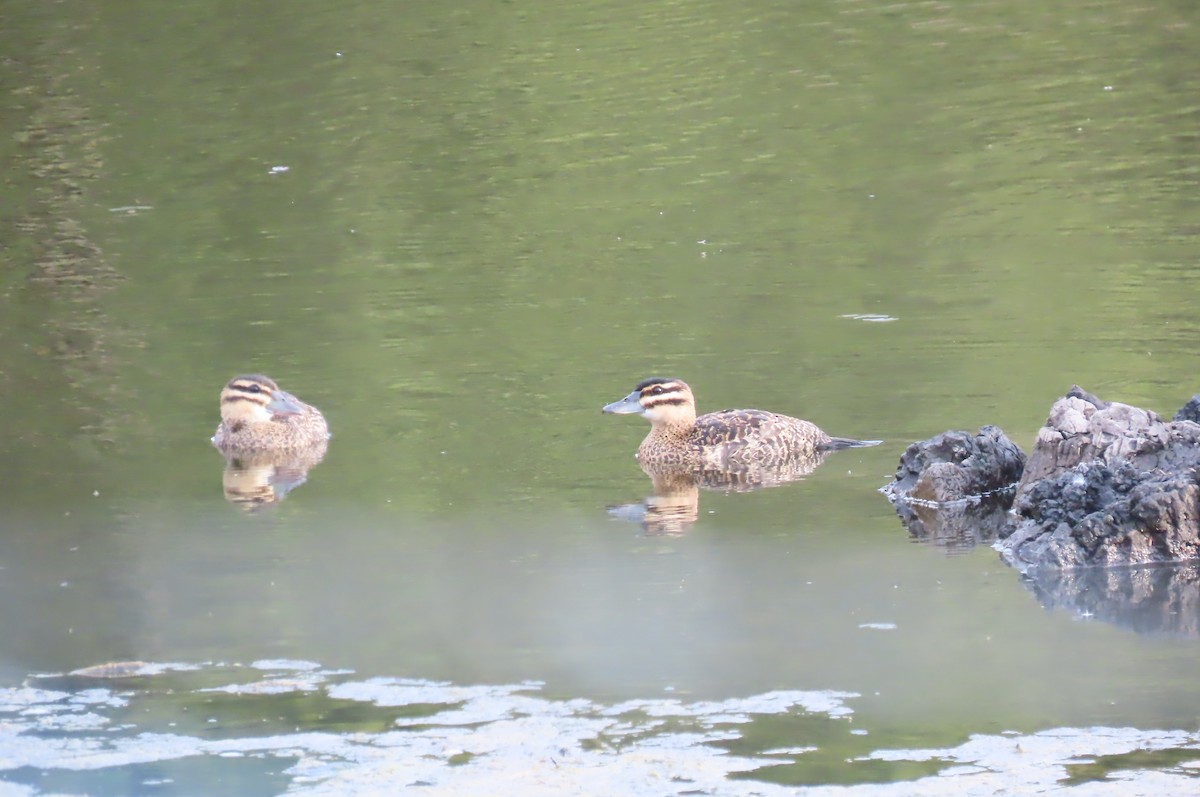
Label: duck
xmin=602 ymin=377 xmax=879 ymax=469
xmin=212 ymin=374 xmax=329 ymax=452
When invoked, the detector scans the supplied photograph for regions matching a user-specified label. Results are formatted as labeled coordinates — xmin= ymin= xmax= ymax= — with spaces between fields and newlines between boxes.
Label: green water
xmin=2 ymin=0 xmax=1199 ymax=793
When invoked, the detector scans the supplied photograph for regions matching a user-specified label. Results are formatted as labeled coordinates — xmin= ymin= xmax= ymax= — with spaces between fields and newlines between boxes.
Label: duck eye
xmin=245 ymin=384 xmax=262 ymax=394
xmin=650 ymin=386 xmax=663 ymax=395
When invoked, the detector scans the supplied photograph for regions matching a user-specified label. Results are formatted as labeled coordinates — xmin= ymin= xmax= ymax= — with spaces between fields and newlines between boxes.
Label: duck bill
xmin=602 ymin=390 xmax=645 ymax=415
xmin=267 ymin=390 xmax=306 ymax=417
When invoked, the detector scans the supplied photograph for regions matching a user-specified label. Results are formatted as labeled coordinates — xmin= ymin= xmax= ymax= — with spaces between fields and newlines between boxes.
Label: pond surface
xmin=2 ymin=0 xmax=1200 ymax=794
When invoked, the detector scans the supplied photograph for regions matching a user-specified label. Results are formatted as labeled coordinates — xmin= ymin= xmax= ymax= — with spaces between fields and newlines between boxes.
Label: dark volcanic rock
xmin=998 ymin=386 xmax=1200 ymax=573
xmin=1174 ymin=394 xmax=1200 ymax=424
xmin=881 ymin=426 xmax=1025 ymax=550
xmin=882 ymin=426 xmax=1026 ymax=505
xmin=1001 ymin=460 xmax=1200 ymax=570
xmin=884 ymin=388 xmax=1200 ymax=573
xmin=884 ymin=387 xmax=1200 ymax=637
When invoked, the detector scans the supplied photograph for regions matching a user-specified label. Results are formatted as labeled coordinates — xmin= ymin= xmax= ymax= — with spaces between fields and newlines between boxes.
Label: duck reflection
xmin=218 ymin=441 xmax=328 ymax=510
xmin=608 ymin=450 xmax=833 ymax=536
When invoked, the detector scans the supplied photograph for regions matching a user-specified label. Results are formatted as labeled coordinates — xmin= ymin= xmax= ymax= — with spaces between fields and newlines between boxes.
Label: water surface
xmin=2 ymin=0 xmax=1199 ymax=793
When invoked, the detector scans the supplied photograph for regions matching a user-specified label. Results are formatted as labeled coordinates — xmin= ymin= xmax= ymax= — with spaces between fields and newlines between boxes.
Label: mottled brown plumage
xmin=212 ymin=374 xmax=329 ymax=452
xmin=602 ymin=377 xmax=878 ymax=469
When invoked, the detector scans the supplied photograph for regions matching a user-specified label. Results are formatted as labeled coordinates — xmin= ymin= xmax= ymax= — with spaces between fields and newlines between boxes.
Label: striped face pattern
xmin=220 ymin=375 xmax=283 ymax=424
xmin=614 ymin=377 xmax=698 ymax=426
xmin=634 ymin=377 xmax=693 ymax=415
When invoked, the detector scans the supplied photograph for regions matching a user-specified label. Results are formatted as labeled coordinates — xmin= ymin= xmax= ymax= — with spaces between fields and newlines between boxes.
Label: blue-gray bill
xmin=602 ymin=391 xmax=645 ymax=415
xmin=268 ymin=390 xmax=307 ymax=417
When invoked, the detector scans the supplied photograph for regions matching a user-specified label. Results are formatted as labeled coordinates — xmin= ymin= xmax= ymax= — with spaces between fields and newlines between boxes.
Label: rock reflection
xmin=885 ymin=484 xmax=1200 ymax=637
xmin=1021 ymin=562 xmax=1200 ymax=638
xmin=217 ymin=441 xmax=328 ymax=509
xmin=608 ymin=451 xmax=831 ymax=536
xmin=886 ymin=492 xmax=1015 ymax=553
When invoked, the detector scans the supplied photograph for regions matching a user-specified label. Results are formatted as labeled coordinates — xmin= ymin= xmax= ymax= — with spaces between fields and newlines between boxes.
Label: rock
xmin=882 ymin=426 xmax=1026 ymax=505
xmin=884 ymin=388 xmax=1200 ymax=573
xmin=1000 ymin=460 xmax=1200 ymax=570
xmin=1012 ymin=386 xmax=1170 ymax=503
xmin=997 ymin=387 xmax=1200 ymax=573
xmin=1174 ymin=394 xmax=1200 ymax=423
xmin=880 ymin=426 xmax=1026 ymax=550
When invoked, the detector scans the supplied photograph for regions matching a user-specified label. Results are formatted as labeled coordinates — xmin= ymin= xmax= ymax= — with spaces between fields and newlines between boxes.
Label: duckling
xmin=212 ymin=374 xmax=329 ymax=452
xmin=602 ymin=377 xmax=879 ymax=468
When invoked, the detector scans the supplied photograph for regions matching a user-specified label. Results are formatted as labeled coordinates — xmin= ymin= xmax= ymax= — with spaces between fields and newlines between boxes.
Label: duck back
xmin=691 ymin=409 xmax=831 ymax=466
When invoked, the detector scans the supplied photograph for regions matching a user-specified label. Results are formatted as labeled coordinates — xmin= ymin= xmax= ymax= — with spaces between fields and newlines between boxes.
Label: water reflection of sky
xmin=1 ymin=498 xmax=1197 ymax=729
xmin=3 ymin=661 xmax=1198 ymax=797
